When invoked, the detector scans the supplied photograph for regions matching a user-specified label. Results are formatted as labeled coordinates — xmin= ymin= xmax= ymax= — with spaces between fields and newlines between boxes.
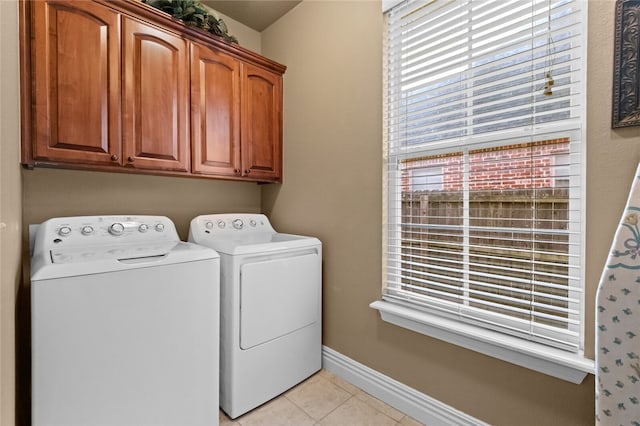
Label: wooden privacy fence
xmin=399 ymin=188 xmax=570 ymax=327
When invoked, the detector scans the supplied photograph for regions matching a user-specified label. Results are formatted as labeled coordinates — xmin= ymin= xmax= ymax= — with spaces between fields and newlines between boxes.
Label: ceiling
xmin=202 ymin=1 xmax=302 ymax=32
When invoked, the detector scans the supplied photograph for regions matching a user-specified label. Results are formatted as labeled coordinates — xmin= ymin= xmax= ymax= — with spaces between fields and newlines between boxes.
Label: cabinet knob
xmin=110 ymin=154 xmax=118 ymax=161
xmin=245 ymin=169 xmax=251 ymax=174
xmin=234 ymin=169 xmax=240 ymax=174
xmin=127 ymin=156 xmax=135 ymax=163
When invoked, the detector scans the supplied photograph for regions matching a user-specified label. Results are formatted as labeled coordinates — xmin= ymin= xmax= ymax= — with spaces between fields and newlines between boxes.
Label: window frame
xmin=374 ymin=0 xmax=594 ymax=382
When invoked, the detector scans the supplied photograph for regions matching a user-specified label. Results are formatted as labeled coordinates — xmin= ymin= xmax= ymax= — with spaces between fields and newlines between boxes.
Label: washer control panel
xmin=190 ymin=214 xmax=275 ymax=238
xmin=35 ymin=215 xmax=179 ymax=250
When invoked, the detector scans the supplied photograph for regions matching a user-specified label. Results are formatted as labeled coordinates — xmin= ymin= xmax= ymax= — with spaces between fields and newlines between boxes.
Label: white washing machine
xmin=188 ymin=213 xmax=322 ymax=419
xmin=30 ymin=215 xmax=220 ymax=426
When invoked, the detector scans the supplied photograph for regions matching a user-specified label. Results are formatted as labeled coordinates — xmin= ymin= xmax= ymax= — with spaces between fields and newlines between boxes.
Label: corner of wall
xmin=0 ymin=0 xmax=23 ymax=424
xmin=202 ymin=5 xmax=262 ymax=54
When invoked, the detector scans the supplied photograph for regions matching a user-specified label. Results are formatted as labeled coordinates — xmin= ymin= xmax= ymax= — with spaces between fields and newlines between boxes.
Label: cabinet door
xmin=32 ymin=1 xmax=121 ymax=165
xmin=241 ymin=64 xmax=283 ymax=182
xmin=190 ymin=43 xmax=241 ymax=177
xmin=122 ymin=17 xmax=189 ymax=172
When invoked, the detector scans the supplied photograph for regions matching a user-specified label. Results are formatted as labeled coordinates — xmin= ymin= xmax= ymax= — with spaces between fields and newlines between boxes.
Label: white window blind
xmin=383 ymin=0 xmax=585 ymax=352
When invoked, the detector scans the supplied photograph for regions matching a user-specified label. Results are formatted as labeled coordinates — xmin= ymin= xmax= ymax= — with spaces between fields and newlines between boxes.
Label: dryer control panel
xmin=190 ymin=214 xmax=275 ymax=237
xmin=34 ymin=215 xmax=180 ymax=251
xmin=188 ymin=214 xmax=320 ymax=256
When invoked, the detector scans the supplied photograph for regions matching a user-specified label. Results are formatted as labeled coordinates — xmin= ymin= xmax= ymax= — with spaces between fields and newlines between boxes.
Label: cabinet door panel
xmin=122 ymin=17 xmax=189 ymax=172
xmin=190 ymin=44 xmax=241 ymax=177
xmin=32 ymin=1 xmax=121 ymax=165
xmin=241 ymin=64 xmax=282 ymax=182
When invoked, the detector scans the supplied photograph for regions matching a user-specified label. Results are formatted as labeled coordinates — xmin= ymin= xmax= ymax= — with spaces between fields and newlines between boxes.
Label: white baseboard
xmin=321 ymin=346 xmax=488 ymax=426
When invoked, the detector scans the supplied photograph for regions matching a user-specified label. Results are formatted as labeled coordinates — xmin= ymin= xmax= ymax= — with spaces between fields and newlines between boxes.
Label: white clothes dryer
xmin=188 ymin=214 xmax=322 ymax=419
xmin=30 ymin=215 xmax=220 ymax=426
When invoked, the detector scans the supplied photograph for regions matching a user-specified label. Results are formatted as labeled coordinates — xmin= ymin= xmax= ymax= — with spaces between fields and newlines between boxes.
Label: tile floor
xmin=219 ymin=369 xmax=425 ymax=426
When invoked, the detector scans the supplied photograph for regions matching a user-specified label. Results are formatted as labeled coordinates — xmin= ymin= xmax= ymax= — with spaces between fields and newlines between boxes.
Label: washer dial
xmin=58 ymin=226 xmax=72 ymax=237
xmin=109 ymin=223 xmax=125 ymax=236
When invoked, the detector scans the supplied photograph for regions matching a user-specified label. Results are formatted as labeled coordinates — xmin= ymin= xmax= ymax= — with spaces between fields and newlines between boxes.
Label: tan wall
xmin=260 ymin=0 xmax=630 ymax=424
xmin=584 ymin=0 xmax=640 ymax=362
xmin=22 ymin=169 xmax=261 ymax=242
xmin=0 ymin=0 xmax=22 ymax=424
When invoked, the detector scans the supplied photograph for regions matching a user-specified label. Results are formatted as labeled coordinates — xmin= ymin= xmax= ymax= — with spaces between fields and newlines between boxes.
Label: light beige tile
xmin=318 ymin=369 xmax=360 ymax=395
xmin=398 ymin=414 xmax=426 ymax=426
xmin=317 ymin=396 xmax=398 ymax=426
xmin=219 ymin=409 xmax=240 ymax=425
xmin=236 ymin=397 xmax=314 ymax=426
xmin=285 ymin=373 xmax=352 ymax=420
xmin=354 ymin=390 xmax=405 ymax=422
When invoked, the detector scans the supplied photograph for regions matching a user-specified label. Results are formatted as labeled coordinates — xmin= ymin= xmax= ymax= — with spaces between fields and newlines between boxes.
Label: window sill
xmin=370 ymin=300 xmax=594 ymax=384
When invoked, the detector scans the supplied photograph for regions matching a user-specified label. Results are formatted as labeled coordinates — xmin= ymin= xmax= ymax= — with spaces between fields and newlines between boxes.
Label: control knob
xmin=155 ymin=223 xmax=165 ymax=232
xmin=232 ymin=219 xmax=244 ymax=230
xmin=138 ymin=224 xmax=149 ymax=233
xmin=206 ymin=221 xmax=214 ymax=229
xmin=58 ymin=226 xmax=72 ymax=237
xmin=109 ymin=223 xmax=125 ymax=236
xmin=81 ymin=225 xmax=94 ymax=236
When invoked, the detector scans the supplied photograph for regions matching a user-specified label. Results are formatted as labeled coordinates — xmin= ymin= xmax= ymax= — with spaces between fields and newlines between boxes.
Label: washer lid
xmin=49 ymin=241 xmax=179 ymax=264
xmin=31 ymin=242 xmax=219 ymax=281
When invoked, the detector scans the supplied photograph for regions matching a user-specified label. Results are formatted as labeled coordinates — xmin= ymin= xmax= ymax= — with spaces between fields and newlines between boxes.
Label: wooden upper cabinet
xmin=191 ymin=45 xmax=283 ymax=182
xmin=190 ymin=43 xmax=241 ymax=177
xmin=241 ymin=63 xmax=283 ymax=182
xmin=31 ymin=0 xmax=121 ymax=165
xmin=22 ymin=0 xmax=285 ymax=181
xmin=122 ymin=17 xmax=189 ymax=172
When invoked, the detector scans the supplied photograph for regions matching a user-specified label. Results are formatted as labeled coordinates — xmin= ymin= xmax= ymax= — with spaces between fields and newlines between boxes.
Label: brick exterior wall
xmin=401 ymin=138 xmax=570 ymax=192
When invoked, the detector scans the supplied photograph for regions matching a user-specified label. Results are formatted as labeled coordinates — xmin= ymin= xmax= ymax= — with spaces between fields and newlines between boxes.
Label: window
xmin=377 ymin=0 xmax=587 ymax=367
xmin=408 ymin=165 xmax=444 ymax=191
